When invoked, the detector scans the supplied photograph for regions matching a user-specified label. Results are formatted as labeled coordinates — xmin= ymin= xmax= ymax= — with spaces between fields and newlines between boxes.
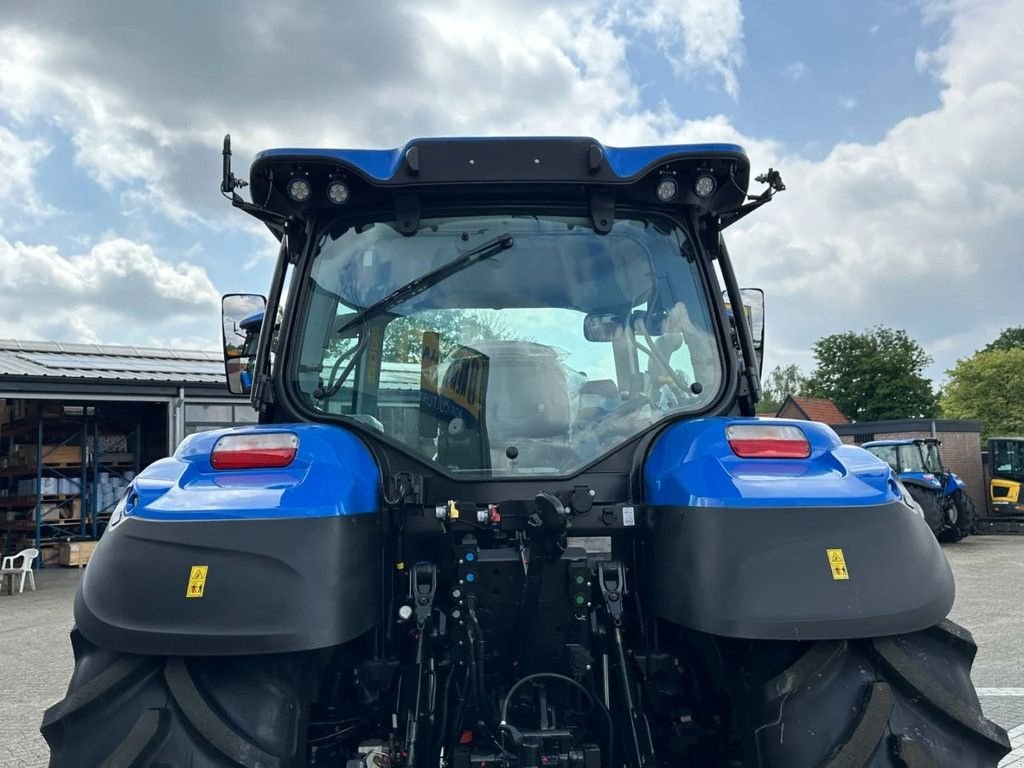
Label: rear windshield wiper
xmin=315 ymin=232 xmax=514 ymax=399
xmin=336 ymin=232 xmax=514 ymax=337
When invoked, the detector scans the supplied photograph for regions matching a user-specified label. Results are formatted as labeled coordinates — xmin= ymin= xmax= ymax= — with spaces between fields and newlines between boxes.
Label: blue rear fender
xmin=645 ymin=416 xmax=899 ymax=507
xmin=75 ymin=424 xmax=383 ymax=656
xmin=641 ymin=417 xmax=954 ymax=641
xmin=127 ymin=423 xmax=380 ymax=521
xmin=943 ymin=472 xmax=966 ymax=496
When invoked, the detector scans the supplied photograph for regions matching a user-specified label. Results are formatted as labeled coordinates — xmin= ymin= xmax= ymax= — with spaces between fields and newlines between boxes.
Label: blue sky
xmin=0 ymin=0 xmax=1021 ymax=384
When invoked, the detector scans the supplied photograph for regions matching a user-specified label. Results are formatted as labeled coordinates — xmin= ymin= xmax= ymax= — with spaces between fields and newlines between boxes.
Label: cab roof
xmin=863 ymin=439 xmax=937 ymax=448
xmin=252 ymin=138 xmax=748 ymax=184
xmin=244 ymin=137 xmax=755 ymax=233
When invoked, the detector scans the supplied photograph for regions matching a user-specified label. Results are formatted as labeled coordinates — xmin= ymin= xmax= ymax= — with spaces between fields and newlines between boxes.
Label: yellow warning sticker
xmin=186 ymin=565 xmax=208 ymax=598
xmin=826 ymin=548 xmax=849 ymax=581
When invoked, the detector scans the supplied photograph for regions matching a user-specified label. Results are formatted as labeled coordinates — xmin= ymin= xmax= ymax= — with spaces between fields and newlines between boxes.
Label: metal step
xmin=975 ymin=516 xmax=1024 ymax=534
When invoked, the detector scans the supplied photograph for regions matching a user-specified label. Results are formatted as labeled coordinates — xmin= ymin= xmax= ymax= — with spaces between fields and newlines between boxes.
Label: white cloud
xmin=727 ymin=0 xmax=1024 ymax=382
xmin=620 ymin=0 xmax=745 ymax=97
xmin=0 ymin=125 xmax=55 ymax=226
xmin=783 ymin=60 xmax=808 ymax=81
xmin=837 ymin=95 xmax=858 ymax=110
xmin=0 ymin=0 xmax=745 ymax=232
xmin=0 ymin=236 xmax=220 ymax=344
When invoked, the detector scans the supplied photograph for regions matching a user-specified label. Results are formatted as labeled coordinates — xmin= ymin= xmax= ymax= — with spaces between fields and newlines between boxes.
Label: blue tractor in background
xmin=40 ymin=136 xmax=1008 ymax=767
xmin=864 ymin=438 xmax=976 ymax=541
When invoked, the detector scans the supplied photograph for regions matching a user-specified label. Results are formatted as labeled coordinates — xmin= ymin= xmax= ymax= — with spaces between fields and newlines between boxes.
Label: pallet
xmin=975 ymin=516 xmax=1024 ymax=534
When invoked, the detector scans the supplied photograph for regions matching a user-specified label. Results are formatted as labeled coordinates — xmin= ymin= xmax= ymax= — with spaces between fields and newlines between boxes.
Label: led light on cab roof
xmin=287 ymin=177 xmax=311 ymax=202
xmin=694 ymin=175 xmax=717 ymax=198
xmin=656 ymin=177 xmax=678 ymax=202
xmin=327 ymin=180 xmax=350 ymax=205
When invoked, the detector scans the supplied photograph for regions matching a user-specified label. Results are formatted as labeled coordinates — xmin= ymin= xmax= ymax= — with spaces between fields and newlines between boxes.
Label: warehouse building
xmin=0 ymin=339 xmax=253 ymax=566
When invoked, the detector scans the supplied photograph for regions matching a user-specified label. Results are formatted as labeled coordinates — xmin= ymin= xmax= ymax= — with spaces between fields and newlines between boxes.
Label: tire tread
xmin=163 ymin=657 xmax=283 ymax=768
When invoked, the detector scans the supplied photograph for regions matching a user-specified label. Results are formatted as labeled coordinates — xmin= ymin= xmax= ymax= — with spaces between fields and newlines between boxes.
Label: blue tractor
xmin=236 ymin=310 xmax=264 ymax=391
xmin=863 ymin=438 xmax=976 ymax=542
xmin=42 ymin=137 xmax=1007 ymax=767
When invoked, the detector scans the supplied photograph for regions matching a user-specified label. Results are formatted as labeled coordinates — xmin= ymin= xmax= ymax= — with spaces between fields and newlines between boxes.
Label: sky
xmin=0 ymin=0 xmax=1021 ymax=385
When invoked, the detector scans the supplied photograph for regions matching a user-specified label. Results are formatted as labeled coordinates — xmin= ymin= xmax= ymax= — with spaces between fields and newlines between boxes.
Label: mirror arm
xmin=250 ymin=238 xmax=290 ymax=411
xmin=717 ymin=168 xmax=785 ymax=230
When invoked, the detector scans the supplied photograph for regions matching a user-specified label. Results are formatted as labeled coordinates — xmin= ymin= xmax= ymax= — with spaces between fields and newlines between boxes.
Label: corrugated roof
xmin=778 ymin=395 xmax=849 ymax=425
xmin=0 ymin=339 xmax=225 ymax=384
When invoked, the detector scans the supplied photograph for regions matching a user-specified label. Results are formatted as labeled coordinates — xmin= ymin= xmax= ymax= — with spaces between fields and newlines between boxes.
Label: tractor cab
xmin=218 ymin=136 xmax=779 ymax=481
xmin=863 ymin=439 xmax=942 ymax=489
xmin=989 ymin=436 xmax=1024 ymax=514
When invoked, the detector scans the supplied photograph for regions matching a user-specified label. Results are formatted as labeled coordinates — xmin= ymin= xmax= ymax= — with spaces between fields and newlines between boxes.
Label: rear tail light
xmin=726 ymin=424 xmax=810 ymax=458
xmin=211 ymin=432 xmax=299 ymax=469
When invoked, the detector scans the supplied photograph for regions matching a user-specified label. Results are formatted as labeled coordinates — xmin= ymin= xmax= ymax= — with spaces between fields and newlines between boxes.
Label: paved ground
xmin=1 ymin=536 xmax=1023 ymax=767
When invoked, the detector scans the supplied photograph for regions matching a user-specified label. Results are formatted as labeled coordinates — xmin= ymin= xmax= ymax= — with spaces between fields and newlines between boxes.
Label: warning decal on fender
xmin=186 ymin=565 xmax=208 ymax=598
xmin=826 ymin=549 xmax=849 ymax=580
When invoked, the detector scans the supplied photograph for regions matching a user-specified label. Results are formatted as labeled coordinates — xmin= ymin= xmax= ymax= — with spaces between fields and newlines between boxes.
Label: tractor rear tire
xmin=907 ymin=487 xmax=943 ymax=536
xmin=41 ymin=629 xmax=315 ymax=768
xmin=746 ymin=619 xmax=1009 ymax=767
xmin=953 ymin=490 xmax=978 ymax=537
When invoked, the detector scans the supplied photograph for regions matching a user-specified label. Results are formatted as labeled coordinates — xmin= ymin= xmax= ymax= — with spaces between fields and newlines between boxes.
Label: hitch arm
xmin=598 ymin=562 xmax=654 ymax=768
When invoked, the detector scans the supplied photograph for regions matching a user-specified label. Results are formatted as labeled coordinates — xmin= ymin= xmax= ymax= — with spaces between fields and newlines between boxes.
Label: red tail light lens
xmin=726 ymin=424 xmax=810 ymax=458
xmin=211 ymin=432 xmax=299 ymax=469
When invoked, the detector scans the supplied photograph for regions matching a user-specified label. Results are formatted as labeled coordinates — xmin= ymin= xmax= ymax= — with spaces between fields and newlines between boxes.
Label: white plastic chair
xmin=1 ymin=548 xmax=38 ymax=594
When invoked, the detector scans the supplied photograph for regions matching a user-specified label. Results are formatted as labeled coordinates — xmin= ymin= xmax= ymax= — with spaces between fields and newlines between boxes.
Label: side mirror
xmin=723 ymin=288 xmax=764 ymax=375
xmin=739 ymin=288 xmax=765 ymax=352
xmin=723 ymin=288 xmax=764 ymax=351
xmin=222 ymin=293 xmax=267 ymax=395
xmin=583 ymin=313 xmax=624 ymax=342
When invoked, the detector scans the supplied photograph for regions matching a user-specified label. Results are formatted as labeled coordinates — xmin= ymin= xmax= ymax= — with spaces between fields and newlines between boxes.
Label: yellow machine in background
xmin=989 ymin=437 xmax=1024 ymax=514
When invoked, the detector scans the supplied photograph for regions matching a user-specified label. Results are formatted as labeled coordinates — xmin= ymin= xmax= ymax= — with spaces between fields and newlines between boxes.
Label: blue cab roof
xmin=254 ymin=138 xmax=748 ymax=183
xmin=863 ymin=439 xmax=932 ymax=448
xmin=240 ymin=312 xmax=264 ymax=330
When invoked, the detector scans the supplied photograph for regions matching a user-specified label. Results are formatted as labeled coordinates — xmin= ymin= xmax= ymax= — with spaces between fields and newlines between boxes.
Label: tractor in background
xmin=864 ymin=438 xmax=976 ymax=541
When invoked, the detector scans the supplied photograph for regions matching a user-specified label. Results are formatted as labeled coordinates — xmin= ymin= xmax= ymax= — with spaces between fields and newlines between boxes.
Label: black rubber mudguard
xmin=644 ymin=500 xmax=953 ymax=640
xmin=75 ymin=515 xmax=379 ymax=656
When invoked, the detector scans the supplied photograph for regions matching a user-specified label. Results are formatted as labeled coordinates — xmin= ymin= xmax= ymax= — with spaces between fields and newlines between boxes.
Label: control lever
xmin=598 ymin=561 xmax=654 ymax=766
xmin=406 ymin=562 xmax=437 ymax=767
xmin=411 ymin=562 xmax=437 ymax=629
xmin=598 ymin=560 xmax=626 ymax=626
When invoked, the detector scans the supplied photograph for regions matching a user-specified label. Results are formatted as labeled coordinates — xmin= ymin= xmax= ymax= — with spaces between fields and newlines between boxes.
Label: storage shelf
xmin=3 ymin=402 xmax=142 ymax=568
xmin=0 ymin=494 xmax=80 ymax=509
xmin=0 ymin=461 xmax=134 ymax=478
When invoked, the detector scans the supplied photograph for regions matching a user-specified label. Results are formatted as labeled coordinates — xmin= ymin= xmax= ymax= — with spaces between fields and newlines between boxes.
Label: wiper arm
xmin=336 ymin=232 xmax=515 ymax=337
xmin=316 ymin=232 xmax=515 ymax=400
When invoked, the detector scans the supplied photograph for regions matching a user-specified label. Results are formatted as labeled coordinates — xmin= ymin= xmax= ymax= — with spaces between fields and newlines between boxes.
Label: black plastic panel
xmin=75 ymin=515 xmax=379 ymax=656
xmin=644 ymin=501 xmax=954 ymax=640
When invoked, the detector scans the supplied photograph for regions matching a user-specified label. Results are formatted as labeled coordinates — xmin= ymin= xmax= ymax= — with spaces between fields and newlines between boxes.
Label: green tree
xmin=984 ymin=326 xmax=1024 ymax=352
xmin=941 ymin=348 xmax=1024 ymax=439
xmin=804 ymin=326 xmax=937 ymax=421
xmin=383 ymin=310 xmax=517 ymax=363
xmin=758 ymin=363 xmax=806 ymax=414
